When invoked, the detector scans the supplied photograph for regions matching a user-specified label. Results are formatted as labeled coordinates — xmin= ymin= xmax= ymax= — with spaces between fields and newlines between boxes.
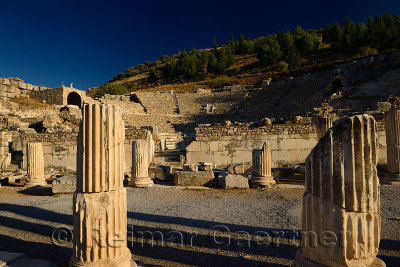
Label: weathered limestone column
xmin=128 ymin=140 xmax=154 ymax=188
xmin=250 ymin=142 xmax=276 ymax=187
xmin=144 ymin=130 xmax=155 ymax=165
xmin=384 ymin=109 xmax=400 ymax=185
xmin=294 ymin=115 xmax=385 ymax=267
xmin=70 ymin=103 xmax=136 ymax=267
xmin=316 ymin=115 xmax=332 ymax=140
xmin=25 ymin=143 xmax=47 ymax=187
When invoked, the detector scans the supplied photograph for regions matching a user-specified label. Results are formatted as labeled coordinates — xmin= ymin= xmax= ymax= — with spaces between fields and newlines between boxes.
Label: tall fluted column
xmin=250 ymin=142 xmax=275 ymax=187
xmin=128 ymin=140 xmax=154 ymax=188
xmin=316 ymin=115 xmax=332 ymax=140
xmin=70 ymin=103 xmax=136 ymax=267
xmin=384 ymin=109 xmax=400 ymax=184
xmin=25 ymin=143 xmax=47 ymax=187
xmin=294 ymin=115 xmax=385 ymax=267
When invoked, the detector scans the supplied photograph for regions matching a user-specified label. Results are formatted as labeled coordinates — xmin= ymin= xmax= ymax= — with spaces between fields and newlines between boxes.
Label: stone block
xmin=18 ymin=81 xmax=26 ymax=89
xmin=52 ymin=175 xmax=76 ymax=193
xmin=9 ymin=79 xmax=19 ymax=86
xmin=198 ymin=162 xmax=213 ymax=171
xmin=6 ymin=85 xmax=17 ymax=93
xmin=25 ymin=83 xmax=33 ymax=90
xmin=218 ymin=173 xmax=249 ymax=189
xmin=0 ymin=78 xmax=10 ymax=85
xmin=155 ymin=165 xmax=171 ymax=181
xmin=182 ymin=164 xmax=198 ymax=171
xmin=174 ymin=170 xmax=214 ymax=186
xmin=32 ymin=85 xmax=39 ymax=91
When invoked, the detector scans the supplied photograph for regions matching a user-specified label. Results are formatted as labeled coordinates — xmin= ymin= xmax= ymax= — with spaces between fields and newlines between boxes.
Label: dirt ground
xmin=0 ymin=184 xmax=399 ymax=267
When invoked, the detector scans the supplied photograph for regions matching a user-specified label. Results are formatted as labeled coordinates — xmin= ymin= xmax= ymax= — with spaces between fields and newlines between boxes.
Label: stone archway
xmin=330 ymin=78 xmax=343 ymax=93
xmin=67 ymin=92 xmax=82 ymax=108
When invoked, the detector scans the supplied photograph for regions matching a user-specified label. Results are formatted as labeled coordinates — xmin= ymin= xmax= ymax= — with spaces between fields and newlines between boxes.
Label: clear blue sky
xmin=0 ymin=0 xmax=399 ymax=90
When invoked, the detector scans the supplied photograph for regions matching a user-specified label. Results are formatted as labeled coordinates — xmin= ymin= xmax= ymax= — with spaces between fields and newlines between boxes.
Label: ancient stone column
xmin=128 ymin=140 xmax=154 ymax=188
xmin=25 ymin=143 xmax=47 ymax=187
xmin=294 ymin=115 xmax=385 ymax=267
xmin=70 ymin=103 xmax=135 ymax=267
xmin=250 ymin=142 xmax=276 ymax=187
xmin=316 ymin=115 xmax=332 ymax=140
xmin=384 ymin=109 xmax=400 ymax=184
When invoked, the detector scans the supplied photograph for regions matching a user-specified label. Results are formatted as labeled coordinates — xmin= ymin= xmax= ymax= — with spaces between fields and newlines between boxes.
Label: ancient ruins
xmin=70 ymin=103 xmax=134 ymax=267
xmin=1 ymin=50 xmax=400 ymax=267
xmin=295 ymin=115 xmax=385 ymax=267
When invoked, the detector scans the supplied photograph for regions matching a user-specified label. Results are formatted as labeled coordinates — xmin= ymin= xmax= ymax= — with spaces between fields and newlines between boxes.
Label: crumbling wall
xmin=187 ymin=123 xmax=388 ymax=168
xmin=30 ymin=87 xmax=64 ymax=105
xmin=0 ymin=78 xmax=50 ymax=100
xmin=176 ymin=91 xmax=248 ymax=114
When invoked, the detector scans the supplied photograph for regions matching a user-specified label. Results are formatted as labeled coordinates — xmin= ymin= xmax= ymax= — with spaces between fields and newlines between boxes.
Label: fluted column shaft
xmin=295 ymin=115 xmax=385 ymax=267
xmin=25 ymin=143 xmax=46 ymax=187
xmin=316 ymin=116 xmax=332 ymax=140
xmin=128 ymin=140 xmax=153 ymax=188
xmin=70 ymin=103 xmax=135 ymax=267
xmin=250 ymin=142 xmax=275 ymax=187
xmin=384 ymin=109 xmax=400 ymax=184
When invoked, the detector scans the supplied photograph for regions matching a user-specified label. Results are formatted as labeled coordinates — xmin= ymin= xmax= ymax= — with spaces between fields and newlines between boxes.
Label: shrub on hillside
xmin=357 ymin=46 xmax=378 ymax=57
xmin=276 ymin=61 xmax=288 ymax=72
xmin=96 ymin=83 xmax=129 ymax=96
xmin=205 ymin=76 xmax=235 ymax=88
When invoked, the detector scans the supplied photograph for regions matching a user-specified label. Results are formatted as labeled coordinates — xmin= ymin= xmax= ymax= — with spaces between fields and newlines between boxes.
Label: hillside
xmin=89 ymin=14 xmax=400 ymax=96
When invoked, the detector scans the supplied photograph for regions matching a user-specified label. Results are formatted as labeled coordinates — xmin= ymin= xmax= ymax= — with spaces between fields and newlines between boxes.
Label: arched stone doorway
xmin=330 ymin=79 xmax=343 ymax=94
xmin=67 ymin=92 xmax=82 ymax=108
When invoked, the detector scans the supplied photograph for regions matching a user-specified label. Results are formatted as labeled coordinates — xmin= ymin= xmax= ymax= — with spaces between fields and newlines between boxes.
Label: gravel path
xmin=0 ymin=185 xmax=399 ymax=266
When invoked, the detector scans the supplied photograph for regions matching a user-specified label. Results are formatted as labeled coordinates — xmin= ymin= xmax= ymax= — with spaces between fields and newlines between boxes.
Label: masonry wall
xmin=0 ymin=78 xmax=50 ymax=99
xmin=186 ymin=123 xmax=388 ymax=168
xmin=30 ymin=87 xmax=64 ymax=105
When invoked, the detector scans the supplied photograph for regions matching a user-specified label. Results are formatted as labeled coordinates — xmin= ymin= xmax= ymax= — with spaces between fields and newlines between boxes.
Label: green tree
xmin=256 ymin=37 xmax=282 ymax=66
xmin=286 ymin=47 xmax=302 ymax=69
xmin=293 ymin=26 xmax=320 ymax=55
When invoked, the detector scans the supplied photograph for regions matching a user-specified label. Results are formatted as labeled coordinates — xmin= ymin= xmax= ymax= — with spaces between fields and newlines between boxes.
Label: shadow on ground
xmin=0 ymin=204 xmax=398 ymax=266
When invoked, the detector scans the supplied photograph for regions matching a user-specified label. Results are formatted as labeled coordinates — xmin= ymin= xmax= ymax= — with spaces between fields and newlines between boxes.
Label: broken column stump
xmin=383 ymin=109 xmax=400 ymax=185
xmin=316 ymin=115 xmax=333 ymax=140
xmin=70 ymin=103 xmax=135 ymax=267
xmin=250 ymin=142 xmax=276 ymax=187
xmin=128 ymin=139 xmax=154 ymax=188
xmin=25 ymin=143 xmax=47 ymax=187
xmin=294 ymin=115 xmax=385 ymax=267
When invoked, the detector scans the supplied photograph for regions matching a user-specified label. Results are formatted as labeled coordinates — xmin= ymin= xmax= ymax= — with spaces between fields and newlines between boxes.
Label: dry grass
xmin=10 ymin=97 xmax=50 ymax=108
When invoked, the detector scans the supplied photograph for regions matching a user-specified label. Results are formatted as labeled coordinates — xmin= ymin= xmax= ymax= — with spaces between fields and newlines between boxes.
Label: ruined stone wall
xmin=0 ymin=78 xmax=50 ymax=100
xmin=187 ymin=123 xmax=388 ymax=168
xmin=134 ymin=91 xmax=178 ymax=114
xmin=30 ymin=87 xmax=64 ymax=105
xmin=176 ymin=91 xmax=248 ymax=114
xmin=101 ymin=97 xmax=146 ymax=114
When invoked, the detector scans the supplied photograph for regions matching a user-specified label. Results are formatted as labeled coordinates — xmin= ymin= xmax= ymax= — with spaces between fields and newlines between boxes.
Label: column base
xmin=69 ymin=248 xmax=137 ymax=267
xmin=128 ymin=177 xmax=154 ymax=188
xmin=293 ymin=249 xmax=386 ymax=267
xmin=250 ymin=175 xmax=276 ymax=187
xmin=382 ymin=173 xmax=400 ymax=185
xmin=25 ymin=179 xmax=48 ymax=187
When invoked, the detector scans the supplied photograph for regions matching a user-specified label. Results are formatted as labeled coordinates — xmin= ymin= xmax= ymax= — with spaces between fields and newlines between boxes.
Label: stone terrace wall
xmin=101 ymin=98 xmax=145 ymax=114
xmin=187 ymin=122 xmax=388 ymax=168
xmin=176 ymin=91 xmax=248 ymax=114
xmin=21 ymin=128 xmax=147 ymax=172
xmin=0 ymin=77 xmax=50 ymax=100
xmin=134 ymin=91 xmax=178 ymax=114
